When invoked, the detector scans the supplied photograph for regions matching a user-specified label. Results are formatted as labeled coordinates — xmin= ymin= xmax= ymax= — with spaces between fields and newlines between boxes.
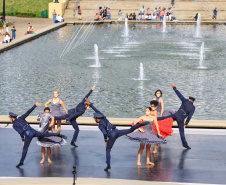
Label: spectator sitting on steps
xmin=133 ymin=12 xmax=136 ymax=20
xmin=55 ymin=14 xmax=64 ymax=23
xmin=1 ymin=32 xmax=11 ymax=44
xmin=25 ymin=23 xmax=30 ymax=35
xmin=94 ymin=13 xmax=100 ymax=21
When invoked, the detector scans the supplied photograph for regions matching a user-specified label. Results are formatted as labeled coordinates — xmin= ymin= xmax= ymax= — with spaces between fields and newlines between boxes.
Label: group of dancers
xmin=7 ymin=83 xmax=196 ymax=171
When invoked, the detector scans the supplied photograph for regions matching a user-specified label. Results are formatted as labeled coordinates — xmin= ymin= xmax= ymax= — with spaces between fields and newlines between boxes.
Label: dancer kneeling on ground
xmin=54 ymin=85 xmax=95 ymax=147
xmin=126 ymin=107 xmax=167 ymax=166
xmin=90 ymin=103 xmax=149 ymax=171
xmin=9 ymin=103 xmax=67 ymax=168
xmin=158 ymin=83 xmax=196 ymax=149
xmin=37 ymin=107 xmax=66 ymax=164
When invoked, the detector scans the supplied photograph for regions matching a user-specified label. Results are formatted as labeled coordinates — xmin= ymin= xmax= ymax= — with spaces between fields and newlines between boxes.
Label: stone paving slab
xmin=0 ymin=177 xmax=204 ymax=185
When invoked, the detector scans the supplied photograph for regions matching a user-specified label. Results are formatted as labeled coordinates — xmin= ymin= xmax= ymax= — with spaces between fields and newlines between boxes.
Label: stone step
xmin=63 ymin=0 xmax=226 ymax=19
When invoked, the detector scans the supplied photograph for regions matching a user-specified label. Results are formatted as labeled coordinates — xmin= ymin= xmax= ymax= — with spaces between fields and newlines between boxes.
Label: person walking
xmin=78 ymin=6 xmax=82 ymax=20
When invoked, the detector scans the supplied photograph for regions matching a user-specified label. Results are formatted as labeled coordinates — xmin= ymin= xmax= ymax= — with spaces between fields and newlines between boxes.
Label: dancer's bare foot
xmin=48 ymin=159 xmax=52 ymax=163
xmin=40 ymin=159 xmax=45 ymax=164
xmin=137 ymin=161 xmax=141 ymax=166
xmin=146 ymin=161 xmax=154 ymax=166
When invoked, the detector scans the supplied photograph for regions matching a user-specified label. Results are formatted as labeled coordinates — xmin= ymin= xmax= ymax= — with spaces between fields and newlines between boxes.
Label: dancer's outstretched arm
xmin=82 ymin=85 xmax=95 ymax=103
xmin=90 ymin=104 xmax=106 ymax=119
xmin=172 ymin=83 xmax=186 ymax=102
xmin=75 ymin=85 xmax=95 ymax=113
xmin=19 ymin=103 xmax=41 ymax=120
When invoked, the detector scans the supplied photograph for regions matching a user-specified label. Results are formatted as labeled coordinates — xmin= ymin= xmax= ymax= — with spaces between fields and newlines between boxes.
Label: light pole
xmin=3 ymin=0 xmax=5 ymax=21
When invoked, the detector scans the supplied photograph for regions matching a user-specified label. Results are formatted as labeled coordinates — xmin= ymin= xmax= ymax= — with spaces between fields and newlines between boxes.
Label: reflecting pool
xmin=0 ymin=24 xmax=225 ymax=120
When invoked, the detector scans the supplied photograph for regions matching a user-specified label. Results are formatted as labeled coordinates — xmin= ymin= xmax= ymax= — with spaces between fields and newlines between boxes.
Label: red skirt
xmin=152 ymin=118 xmax=174 ymax=138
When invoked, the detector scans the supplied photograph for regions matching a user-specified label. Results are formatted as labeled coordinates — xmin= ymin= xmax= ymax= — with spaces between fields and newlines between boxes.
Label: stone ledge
xmin=0 ymin=115 xmax=225 ymax=128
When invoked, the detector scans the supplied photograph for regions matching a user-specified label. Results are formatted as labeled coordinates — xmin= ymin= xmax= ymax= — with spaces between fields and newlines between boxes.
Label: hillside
xmin=0 ymin=0 xmax=52 ymax=17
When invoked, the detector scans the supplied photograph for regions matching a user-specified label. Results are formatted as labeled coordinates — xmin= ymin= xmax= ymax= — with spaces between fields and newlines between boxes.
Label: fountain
xmin=196 ymin=13 xmax=201 ymax=37
xmin=89 ymin=44 xmax=101 ymax=67
xmin=162 ymin=14 xmax=166 ymax=32
xmin=198 ymin=42 xmax=207 ymax=69
xmin=138 ymin=63 xmax=144 ymax=80
xmin=124 ymin=18 xmax=129 ymax=37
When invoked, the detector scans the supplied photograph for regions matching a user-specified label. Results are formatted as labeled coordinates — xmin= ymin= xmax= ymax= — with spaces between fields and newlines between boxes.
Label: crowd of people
xmin=124 ymin=5 xmax=177 ymax=21
xmin=4 ymin=83 xmax=196 ymax=171
xmin=0 ymin=18 xmax=38 ymax=44
xmin=0 ymin=17 xmax=17 ymax=44
xmin=94 ymin=7 xmax=112 ymax=21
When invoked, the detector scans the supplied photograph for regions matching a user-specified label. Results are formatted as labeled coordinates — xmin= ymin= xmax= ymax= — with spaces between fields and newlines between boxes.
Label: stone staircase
xmin=63 ymin=0 xmax=226 ymax=21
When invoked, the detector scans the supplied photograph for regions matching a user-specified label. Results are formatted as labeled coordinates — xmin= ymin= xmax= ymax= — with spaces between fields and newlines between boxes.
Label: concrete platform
xmin=0 ymin=125 xmax=226 ymax=184
xmin=0 ymin=177 xmax=215 ymax=185
xmin=66 ymin=20 xmax=226 ymax=25
xmin=0 ymin=115 xmax=225 ymax=128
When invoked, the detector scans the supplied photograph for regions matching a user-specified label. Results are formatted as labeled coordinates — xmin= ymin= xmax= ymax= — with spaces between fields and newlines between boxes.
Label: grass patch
xmin=0 ymin=0 xmax=52 ymax=17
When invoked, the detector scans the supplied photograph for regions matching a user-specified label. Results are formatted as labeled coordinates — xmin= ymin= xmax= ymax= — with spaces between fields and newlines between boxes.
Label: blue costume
xmin=54 ymin=89 xmax=93 ymax=144
xmin=90 ymin=104 xmax=146 ymax=169
xmin=157 ymin=87 xmax=195 ymax=147
xmin=12 ymin=104 xmax=65 ymax=166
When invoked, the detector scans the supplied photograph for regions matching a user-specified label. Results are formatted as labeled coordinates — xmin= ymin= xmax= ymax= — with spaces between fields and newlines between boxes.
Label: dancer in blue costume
xmin=9 ymin=103 xmax=67 ymax=168
xmin=158 ymin=83 xmax=196 ymax=149
xmin=54 ymin=85 xmax=95 ymax=147
xmin=90 ymin=103 xmax=149 ymax=171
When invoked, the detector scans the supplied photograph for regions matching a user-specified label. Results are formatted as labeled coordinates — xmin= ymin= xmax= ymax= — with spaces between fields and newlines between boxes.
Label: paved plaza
xmin=0 ymin=125 xmax=226 ymax=184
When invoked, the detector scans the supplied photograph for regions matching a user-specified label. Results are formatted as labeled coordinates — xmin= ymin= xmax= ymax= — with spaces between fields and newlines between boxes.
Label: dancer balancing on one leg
xmin=9 ymin=103 xmax=67 ymax=168
xmin=126 ymin=107 xmax=166 ymax=166
xmin=37 ymin=107 xmax=66 ymax=164
xmin=45 ymin=90 xmax=68 ymax=133
xmin=90 ymin=103 xmax=149 ymax=171
xmin=157 ymin=83 xmax=196 ymax=149
xmin=54 ymin=85 xmax=95 ymax=147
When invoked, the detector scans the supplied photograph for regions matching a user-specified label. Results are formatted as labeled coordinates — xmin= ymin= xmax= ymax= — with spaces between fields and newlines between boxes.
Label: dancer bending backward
xmin=9 ymin=103 xmax=67 ymax=168
xmin=158 ymin=83 xmax=196 ymax=149
xmin=54 ymin=85 xmax=95 ymax=147
xmin=45 ymin=90 xmax=68 ymax=133
xmin=153 ymin=89 xmax=175 ymax=117
xmin=90 ymin=103 xmax=149 ymax=171
xmin=37 ymin=107 xmax=66 ymax=164
xmin=126 ymin=107 xmax=166 ymax=166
